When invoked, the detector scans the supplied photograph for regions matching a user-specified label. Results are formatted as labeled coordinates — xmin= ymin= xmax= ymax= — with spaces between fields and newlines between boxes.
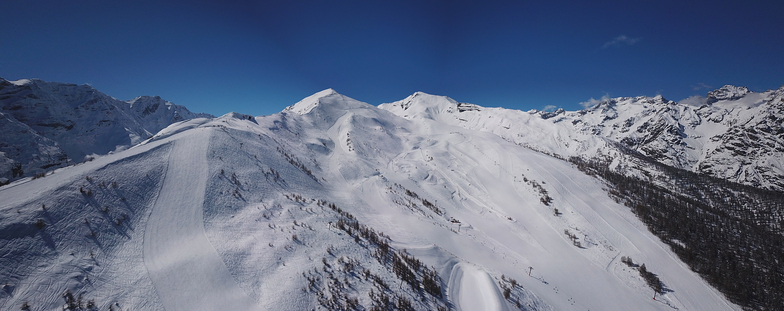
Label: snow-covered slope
xmin=380 ymin=86 xmax=784 ymax=190
xmin=0 ymin=78 xmax=212 ymax=183
xmin=1 ymin=89 xmax=738 ymax=310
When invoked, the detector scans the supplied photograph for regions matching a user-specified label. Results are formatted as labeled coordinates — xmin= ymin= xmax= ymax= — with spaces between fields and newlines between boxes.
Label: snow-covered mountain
xmin=5 ymin=87 xmax=767 ymax=310
xmin=381 ymin=86 xmax=784 ymax=191
xmin=0 ymin=78 xmax=212 ymax=184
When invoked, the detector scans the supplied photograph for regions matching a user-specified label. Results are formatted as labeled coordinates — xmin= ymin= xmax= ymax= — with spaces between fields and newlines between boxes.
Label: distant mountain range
xmin=4 ymin=78 xmax=782 ymax=191
xmin=0 ymin=78 xmax=212 ymax=184
xmin=382 ymin=85 xmax=784 ymax=191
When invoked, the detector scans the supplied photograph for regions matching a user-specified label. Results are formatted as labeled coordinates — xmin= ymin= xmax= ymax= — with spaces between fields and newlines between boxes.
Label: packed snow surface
xmin=143 ymin=128 xmax=261 ymax=311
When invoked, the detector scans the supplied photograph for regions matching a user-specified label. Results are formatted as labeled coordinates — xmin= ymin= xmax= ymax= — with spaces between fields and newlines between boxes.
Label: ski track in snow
xmin=143 ymin=128 xmax=261 ymax=311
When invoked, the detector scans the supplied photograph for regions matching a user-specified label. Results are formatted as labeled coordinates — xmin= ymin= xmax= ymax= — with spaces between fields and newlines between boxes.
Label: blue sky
xmin=2 ymin=0 xmax=783 ymax=116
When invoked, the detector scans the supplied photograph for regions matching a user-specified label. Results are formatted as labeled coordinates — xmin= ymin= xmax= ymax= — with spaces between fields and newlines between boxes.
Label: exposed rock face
xmin=706 ymin=85 xmax=751 ymax=104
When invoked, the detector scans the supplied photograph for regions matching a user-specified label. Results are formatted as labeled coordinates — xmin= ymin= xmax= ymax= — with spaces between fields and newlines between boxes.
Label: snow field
xmin=1 ymin=90 xmax=743 ymax=310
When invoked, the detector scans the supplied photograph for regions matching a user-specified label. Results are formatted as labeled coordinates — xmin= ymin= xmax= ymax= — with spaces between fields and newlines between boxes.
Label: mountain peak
xmin=128 ymin=95 xmax=167 ymax=108
xmin=285 ymin=88 xmax=339 ymax=115
xmin=313 ymin=88 xmax=338 ymax=97
xmin=706 ymin=85 xmax=750 ymax=104
xmin=379 ymin=92 xmax=462 ymax=120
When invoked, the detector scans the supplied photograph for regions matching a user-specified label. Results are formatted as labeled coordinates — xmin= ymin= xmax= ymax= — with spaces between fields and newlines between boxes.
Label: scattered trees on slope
xmin=571 ymin=156 xmax=784 ymax=310
xmin=521 ymin=174 xmax=553 ymax=206
xmin=298 ymin=197 xmax=449 ymax=311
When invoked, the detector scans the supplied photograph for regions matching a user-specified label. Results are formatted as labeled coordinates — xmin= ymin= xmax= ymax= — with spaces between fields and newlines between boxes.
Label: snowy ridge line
xmin=380 ymin=87 xmax=784 ymax=191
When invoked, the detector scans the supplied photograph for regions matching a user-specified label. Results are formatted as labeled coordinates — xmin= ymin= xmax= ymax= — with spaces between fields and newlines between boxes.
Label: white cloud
xmin=542 ymin=105 xmax=557 ymax=112
xmin=578 ymin=94 xmax=611 ymax=109
xmin=602 ymin=35 xmax=641 ymax=49
xmin=679 ymin=95 xmax=708 ymax=107
xmin=691 ymin=83 xmax=712 ymax=91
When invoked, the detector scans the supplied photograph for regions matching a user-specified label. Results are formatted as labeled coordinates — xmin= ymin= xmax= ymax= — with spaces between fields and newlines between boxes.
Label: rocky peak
xmin=706 ymin=85 xmax=751 ymax=104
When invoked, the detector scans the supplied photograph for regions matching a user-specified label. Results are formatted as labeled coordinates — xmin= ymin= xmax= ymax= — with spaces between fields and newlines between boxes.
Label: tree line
xmin=570 ymin=156 xmax=784 ymax=310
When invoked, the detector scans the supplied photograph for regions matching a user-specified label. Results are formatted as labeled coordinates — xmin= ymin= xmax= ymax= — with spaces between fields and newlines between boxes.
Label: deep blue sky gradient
xmin=2 ymin=0 xmax=783 ymax=116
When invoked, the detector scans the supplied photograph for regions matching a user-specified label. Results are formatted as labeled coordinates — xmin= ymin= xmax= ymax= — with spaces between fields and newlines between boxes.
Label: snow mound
xmin=449 ymin=263 xmax=509 ymax=311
